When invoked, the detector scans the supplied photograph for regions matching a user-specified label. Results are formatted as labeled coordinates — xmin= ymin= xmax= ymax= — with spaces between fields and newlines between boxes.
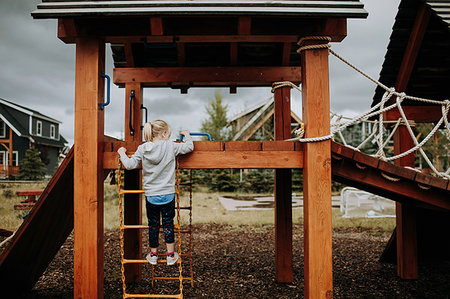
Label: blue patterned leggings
xmin=146 ymin=199 xmax=175 ymax=248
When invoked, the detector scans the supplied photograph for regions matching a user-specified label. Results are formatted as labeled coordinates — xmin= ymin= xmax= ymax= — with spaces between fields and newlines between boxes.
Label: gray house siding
xmin=4 ymin=106 xmax=29 ymax=133
xmin=32 ymin=117 xmax=59 ymax=140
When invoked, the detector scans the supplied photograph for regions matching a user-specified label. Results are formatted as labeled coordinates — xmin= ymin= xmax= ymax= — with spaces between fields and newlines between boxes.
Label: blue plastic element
xmin=100 ymin=71 xmax=110 ymax=110
xmin=178 ymin=132 xmax=214 ymax=141
xmin=129 ymin=90 xmax=135 ymax=136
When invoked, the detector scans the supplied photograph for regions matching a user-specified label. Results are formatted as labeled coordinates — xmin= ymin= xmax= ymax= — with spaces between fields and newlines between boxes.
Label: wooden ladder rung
xmin=121 ymin=225 xmax=149 ymax=229
xmin=119 ymin=190 xmax=145 ymax=195
xmin=156 ymin=258 xmax=182 ymax=264
xmin=124 ymin=293 xmax=182 ymax=299
xmin=123 ymin=258 xmax=148 ymax=264
xmin=178 ymin=206 xmax=192 ymax=210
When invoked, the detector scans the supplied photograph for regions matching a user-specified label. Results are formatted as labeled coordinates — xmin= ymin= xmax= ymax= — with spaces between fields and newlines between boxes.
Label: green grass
xmin=0 ymin=181 xmax=47 ymax=231
xmin=0 ymin=181 xmax=395 ymax=234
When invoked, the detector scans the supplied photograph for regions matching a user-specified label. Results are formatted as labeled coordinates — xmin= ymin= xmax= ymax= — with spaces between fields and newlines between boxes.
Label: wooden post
xmin=390 ymin=4 xmax=429 ymax=281
xmin=301 ymin=44 xmax=333 ymax=298
xmin=394 ymin=125 xmax=418 ymax=279
xmin=74 ymin=37 xmax=105 ymax=299
xmin=124 ymin=83 xmax=143 ymax=282
xmin=274 ymin=86 xmax=293 ymax=282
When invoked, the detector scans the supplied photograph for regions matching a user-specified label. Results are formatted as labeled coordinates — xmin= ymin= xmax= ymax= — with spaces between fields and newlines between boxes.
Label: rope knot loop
xmin=296 ymin=36 xmax=331 ymax=54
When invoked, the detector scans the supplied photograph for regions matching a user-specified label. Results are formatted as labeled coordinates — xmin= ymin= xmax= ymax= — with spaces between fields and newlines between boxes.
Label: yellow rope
xmin=175 ymin=157 xmax=183 ymax=297
xmin=117 ymin=158 xmax=126 ymax=299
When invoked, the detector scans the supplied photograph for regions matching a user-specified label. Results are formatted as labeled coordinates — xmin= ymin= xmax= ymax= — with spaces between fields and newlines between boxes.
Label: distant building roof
xmin=373 ymin=0 xmax=450 ymax=106
xmin=32 ymin=1 xmax=368 ymax=19
xmin=0 ymin=98 xmax=67 ymax=147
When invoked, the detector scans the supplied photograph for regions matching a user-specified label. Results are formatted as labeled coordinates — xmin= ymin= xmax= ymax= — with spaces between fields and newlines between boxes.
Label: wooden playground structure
xmin=1 ymin=0 xmax=450 ymax=298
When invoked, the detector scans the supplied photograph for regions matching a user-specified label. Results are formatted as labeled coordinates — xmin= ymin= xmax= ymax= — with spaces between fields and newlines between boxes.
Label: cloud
xmin=0 ymin=0 xmax=401 ymax=145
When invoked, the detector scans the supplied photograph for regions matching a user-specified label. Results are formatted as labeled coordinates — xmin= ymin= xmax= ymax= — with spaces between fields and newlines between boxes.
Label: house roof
xmin=0 ymin=98 xmax=61 ymax=124
xmin=0 ymin=98 xmax=66 ymax=148
xmin=32 ymin=1 xmax=368 ymax=19
xmin=229 ymin=96 xmax=302 ymax=140
xmin=373 ymin=0 xmax=450 ymax=106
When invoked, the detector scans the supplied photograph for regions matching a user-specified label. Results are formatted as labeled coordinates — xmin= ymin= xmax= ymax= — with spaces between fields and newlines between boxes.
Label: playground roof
xmin=373 ymin=0 xmax=450 ymax=106
xmin=32 ymin=1 xmax=367 ymax=88
xmin=32 ymin=1 xmax=367 ymax=18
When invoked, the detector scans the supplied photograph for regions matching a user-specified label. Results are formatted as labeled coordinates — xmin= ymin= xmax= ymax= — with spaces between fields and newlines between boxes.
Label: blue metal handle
xmin=178 ymin=132 xmax=214 ymax=141
xmin=129 ymin=90 xmax=135 ymax=136
xmin=100 ymin=71 xmax=110 ymax=110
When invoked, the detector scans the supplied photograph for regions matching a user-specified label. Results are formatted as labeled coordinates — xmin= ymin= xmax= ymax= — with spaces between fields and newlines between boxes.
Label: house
xmin=0 ymin=98 xmax=67 ymax=177
xmin=229 ymin=97 xmax=302 ymax=141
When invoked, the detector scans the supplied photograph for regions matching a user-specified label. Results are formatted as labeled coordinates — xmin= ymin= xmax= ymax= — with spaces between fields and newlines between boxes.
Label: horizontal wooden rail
xmin=113 ymin=67 xmax=301 ymax=87
xmin=104 ymin=141 xmax=303 ymax=169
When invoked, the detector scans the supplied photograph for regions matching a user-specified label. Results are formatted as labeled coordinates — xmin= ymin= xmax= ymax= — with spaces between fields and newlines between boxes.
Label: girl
xmin=117 ymin=120 xmax=193 ymax=265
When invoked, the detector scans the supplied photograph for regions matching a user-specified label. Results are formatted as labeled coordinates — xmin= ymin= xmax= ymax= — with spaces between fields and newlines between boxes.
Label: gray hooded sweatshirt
xmin=120 ymin=135 xmax=194 ymax=196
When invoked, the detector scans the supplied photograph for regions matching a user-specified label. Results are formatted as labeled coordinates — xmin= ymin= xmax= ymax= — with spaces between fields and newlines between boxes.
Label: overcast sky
xmin=0 ymin=0 xmax=400 ymax=145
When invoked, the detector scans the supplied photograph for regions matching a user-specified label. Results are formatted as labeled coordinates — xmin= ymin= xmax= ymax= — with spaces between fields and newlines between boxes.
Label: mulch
xmin=10 ymin=224 xmax=450 ymax=298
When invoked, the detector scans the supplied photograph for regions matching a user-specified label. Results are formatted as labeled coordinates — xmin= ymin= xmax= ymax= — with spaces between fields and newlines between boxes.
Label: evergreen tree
xmin=17 ymin=146 xmax=46 ymax=180
xmin=200 ymin=89 xmax=229 ymax=140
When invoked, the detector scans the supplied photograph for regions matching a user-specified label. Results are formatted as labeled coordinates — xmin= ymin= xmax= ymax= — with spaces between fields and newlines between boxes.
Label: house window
xmin=2 ymin=151 xmax=18 ymax=166
xmin=0 ymin=120 xmax=5 ymax=138
xmin=37 ymin=121 xmax=42 ymax=136
xmin=50 ymin=125 xmax=56 ymax=139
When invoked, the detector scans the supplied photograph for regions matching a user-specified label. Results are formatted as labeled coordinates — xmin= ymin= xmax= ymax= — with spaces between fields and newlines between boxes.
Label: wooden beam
xmin=150 ymin=17 xmax=164 ymax=36
xmin=74 ymin=37 xmax=104 ymax=299
xmin=331 ymin=156 xmax=450 ymax=210
xmin=104 ymin=151 xmax=303 ymax=169
xmin=124 ymin=83 xmax=143 ymax=283
xmin=274 ymin=86 xmax=293 ymax=282
xmin=57 ymin=17 xmax=347 ymax=44
xmin=238 ymin=17 xmax=251 ymax=35
xmin=394 ymin=125 xmax=418 ymax=279
xmin=177 ymin=43 xmax=185 ymax=66
xmin=103 ymin=141 xmax=304 ymax=169
xmin=57 ymin=18 xmax=78 ymax=43
xmin=179 ymin=151 xmax=302 ymax=169
xmin=124 ymin=43 xmax=135 ymax=67
xmin=384 ymin=106 xmax=448 ymax=123
xmin=301 ymin=45 xmax=333 ymax=298
xmin=114 ymin=67 xmax=301 ymax=87
xmin=142 ymin=35 xmax=300 ymax=44
xmin=395 ymin=4 xmax=430 ymax=93
xmin=282 ymin=42 xmax=292 ymax=66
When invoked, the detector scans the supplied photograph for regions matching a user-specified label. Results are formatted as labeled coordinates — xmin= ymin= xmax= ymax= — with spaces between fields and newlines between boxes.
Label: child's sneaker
xmin=166 ymin=252 xmax=179 ymax=265
xmin=146 ymin=252 xmax=158 ymax=265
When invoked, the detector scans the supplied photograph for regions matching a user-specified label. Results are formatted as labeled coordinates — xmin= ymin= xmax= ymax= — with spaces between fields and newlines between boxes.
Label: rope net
xmin=273 ymin=36 xmax=450 ymax=180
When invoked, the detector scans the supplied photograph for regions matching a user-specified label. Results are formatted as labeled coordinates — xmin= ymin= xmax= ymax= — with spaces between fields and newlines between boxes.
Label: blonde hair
xmin=143 ymin=120 xmax=171 ymax=142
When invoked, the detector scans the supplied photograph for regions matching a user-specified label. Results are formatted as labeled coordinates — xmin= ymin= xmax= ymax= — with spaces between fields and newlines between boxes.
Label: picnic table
xmin=14 ymin=190 xmax=44 ymax=210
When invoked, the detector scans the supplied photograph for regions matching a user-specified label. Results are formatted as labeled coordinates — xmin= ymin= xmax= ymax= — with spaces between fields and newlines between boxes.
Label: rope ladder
xmin=117 ymin=157 xmax=194 ymax=299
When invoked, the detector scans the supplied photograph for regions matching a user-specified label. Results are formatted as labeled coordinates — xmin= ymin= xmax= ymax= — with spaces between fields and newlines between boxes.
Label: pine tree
xmin=17 ymin=146 xmax=46 ymax=180
xmin=200 ymin=89 xmax=229 ymax=140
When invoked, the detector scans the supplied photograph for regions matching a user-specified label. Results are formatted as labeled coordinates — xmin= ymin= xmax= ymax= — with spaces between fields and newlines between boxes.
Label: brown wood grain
xmin=274 ymin=86 xmax=293 ymax=282
xmin=178 ymin=151 xmax=303 ymax=169
xmin=384 ymin=106 xmax=447 ymax=122
xmin=113 ymin=67 xmax=301 ymax=86
xmin=301 ymin=46 xmax=333 ymax=298
xmin=73 ymin=37 xmax=105 ymax=298
xmin=224 ymin=141 xmax=262 ymax=151
xmin=262 ymin=141 xmax=294 ymax=151
xmin=0 ymin=148 xmax=74 ymax=291
xmin=124 ymin=82 xmax=143 ymax=283
xmin=394 ymin=125 xmax=418 ymax=279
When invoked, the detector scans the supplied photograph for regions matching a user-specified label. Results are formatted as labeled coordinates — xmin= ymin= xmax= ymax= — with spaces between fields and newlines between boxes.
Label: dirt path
xmin=14 ymin=224 xmax=450 ymax=298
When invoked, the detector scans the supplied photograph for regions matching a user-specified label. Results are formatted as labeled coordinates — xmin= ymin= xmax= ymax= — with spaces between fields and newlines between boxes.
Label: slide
xmin=0 ymin=147 xmax=74 ymax=290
